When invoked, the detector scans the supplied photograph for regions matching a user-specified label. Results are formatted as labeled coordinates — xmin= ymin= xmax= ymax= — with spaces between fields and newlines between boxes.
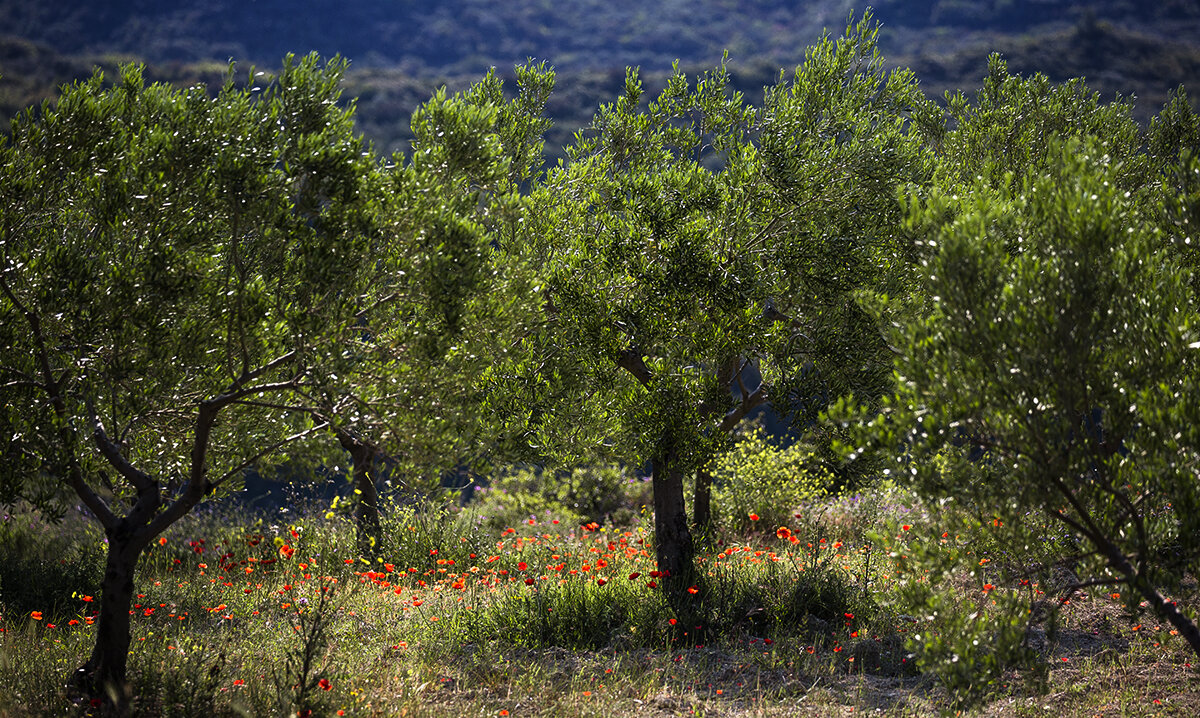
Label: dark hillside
xmin=2 ymin=1 xmax=1196 ymax=75
xmin=1 ymin=1 xmax=1197 ymax=158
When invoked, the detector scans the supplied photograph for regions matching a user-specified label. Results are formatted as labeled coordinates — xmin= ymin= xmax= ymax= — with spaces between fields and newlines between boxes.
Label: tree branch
xmin=616 ymin=347 xmax=653 ymax=388
xmin=89 ymin=402 xmax=155 ymax=494
xmin=208 ymin=421 xmax=331 ymax=491
xmin=719 ymin=379 xmax=768 ymax=433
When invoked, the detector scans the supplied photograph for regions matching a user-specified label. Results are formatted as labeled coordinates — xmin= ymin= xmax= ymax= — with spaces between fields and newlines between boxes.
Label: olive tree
xmin=310 ymin=63 xmax=555 ymax=556
xmin=865 ymin=135 xmax=1200 ymax=659
xmin=0 ymin=56 xmax=390 ymax=703
xmin=515 ymin=16 xmax=931 ymax=603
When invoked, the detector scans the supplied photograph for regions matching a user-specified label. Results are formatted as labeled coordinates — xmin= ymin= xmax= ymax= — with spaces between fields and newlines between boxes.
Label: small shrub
xmin=710 ymin=428 xmax=831 ymax=533
xmin=473 ymin=464 xmax=649 ymax=531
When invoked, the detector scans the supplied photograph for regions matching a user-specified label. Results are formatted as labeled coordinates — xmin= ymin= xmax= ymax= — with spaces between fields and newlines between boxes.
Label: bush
xmin=710 ymin=427 xmax=831 ymax=533
xmin=472 ymin=464 xmax=650 ymax=532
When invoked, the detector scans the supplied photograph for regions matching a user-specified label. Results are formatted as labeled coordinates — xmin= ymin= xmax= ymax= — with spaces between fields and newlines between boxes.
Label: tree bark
xmin=652 ymin=446 xmax=694 ymax=590
xmin=72 ymin=526 xmax=146 ymax=712
xmin=339 ymin=431 xmax=381 ymax=557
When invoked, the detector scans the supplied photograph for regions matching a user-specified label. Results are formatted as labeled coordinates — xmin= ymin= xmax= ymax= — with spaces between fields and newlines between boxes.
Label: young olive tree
xmin=516 ymin=15 xmax=931 ymax=602
xmin=313 ymin=63 xmax=555 ymax=556
xmin=0 ymin=56 xmax=388 ymax=704
xmin=866 ymin=135 xmax=1200 ymax=659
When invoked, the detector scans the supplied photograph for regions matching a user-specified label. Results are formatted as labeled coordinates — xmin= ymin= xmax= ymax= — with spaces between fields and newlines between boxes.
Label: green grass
xmin=1 ymin=486 xmax=1197 ymax=717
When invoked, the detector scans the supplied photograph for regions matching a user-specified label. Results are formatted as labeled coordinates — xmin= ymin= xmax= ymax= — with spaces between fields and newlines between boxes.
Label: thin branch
xmin=89 ymin=399 xmax=155 ymax=493
xmin=354 ymin=291 xmax=400 ymax=322
xmin=221 ymin=350 xmax=299 ymax=397
xmin=209 ymin=421 xmax=331 ymax=489
xmin=231 ymin=399 xmax=320 ymax=413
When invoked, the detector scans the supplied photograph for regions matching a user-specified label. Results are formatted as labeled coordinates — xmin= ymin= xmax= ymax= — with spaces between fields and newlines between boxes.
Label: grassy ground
xmin=0 ymin=484 xmax=1197 ymax=717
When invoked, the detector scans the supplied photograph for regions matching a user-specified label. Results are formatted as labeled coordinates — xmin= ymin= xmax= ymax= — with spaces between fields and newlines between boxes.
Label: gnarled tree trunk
xmin=72 ymin=526 xmax=147 ymax=713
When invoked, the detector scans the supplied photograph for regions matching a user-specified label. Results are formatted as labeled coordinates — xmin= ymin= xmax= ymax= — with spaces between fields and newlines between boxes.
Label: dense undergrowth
xmin=2 ymin=460 xmax=1196 ymax=716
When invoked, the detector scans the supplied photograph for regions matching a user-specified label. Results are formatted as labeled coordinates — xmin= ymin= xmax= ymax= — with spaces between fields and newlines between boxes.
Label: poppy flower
xmin=775 ymin=527 xmax=791 ymax=539
xmin=318 ymin=678 xmax=332 ymax=691
xmin=30 ymin=611 xmax=43 ymax=621
xmin=748 ymin=513 xmax=760 ymax=521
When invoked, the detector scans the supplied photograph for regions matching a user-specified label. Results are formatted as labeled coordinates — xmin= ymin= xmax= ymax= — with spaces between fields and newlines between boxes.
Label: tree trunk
xmin=72 ymin=527 xmax=144 ymax=712
xmin=692 ymin=468 xmax=713 ymax=538
xmin=652 ymin=447 xmax=694 ymax=590
xmin=339 ymin=433 xmax=381 ymax=558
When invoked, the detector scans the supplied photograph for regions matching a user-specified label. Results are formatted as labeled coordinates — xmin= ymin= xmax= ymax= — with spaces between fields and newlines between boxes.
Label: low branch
xmin=719 ymin=381 xmax=768 ymax=433
xmin=89 ymin=402 xmax=155 ymax=494
xmin=68 ymin=468 xmax=118 ymax=530
xmin=1056 ymin=576 xmax=1126 ymax=599
xmin=616 ymin=347 xmax=653 ymax=388
xmin=3 ymin=273 xmax=118 ymax=529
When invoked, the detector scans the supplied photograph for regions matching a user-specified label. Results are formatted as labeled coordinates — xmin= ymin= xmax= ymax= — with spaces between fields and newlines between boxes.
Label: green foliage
xmin=856 ymin=132 xmax=1200 ymax=663
xmin=474 ymin=465 xmax=649 ymax=532
xmin=470 ymin=573 xmax=670 ymax=651
xmin=931 ymin=54 xmax=1144 ymax=188
xmin=709 ymin=428 xmax=830 ymax=533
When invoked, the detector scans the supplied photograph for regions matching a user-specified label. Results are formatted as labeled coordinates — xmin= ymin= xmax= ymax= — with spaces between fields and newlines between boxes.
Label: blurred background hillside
xmin=2 ymin=0 xmax=1198 ymax=159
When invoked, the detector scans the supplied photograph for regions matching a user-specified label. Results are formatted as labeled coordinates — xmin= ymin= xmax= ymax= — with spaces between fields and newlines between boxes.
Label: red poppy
xmin=748 ymin=513 xmax=760 ymax=521
xmin=775 ymin=527 xmax=792 ymax=539
xmin=318 ymin=678 xmax=332 ymax=691
xmin=517 ymin=562 xmax=528 ymax=571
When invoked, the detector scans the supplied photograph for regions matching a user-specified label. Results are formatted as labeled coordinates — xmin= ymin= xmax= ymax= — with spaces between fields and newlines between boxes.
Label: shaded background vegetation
xmin=1 ymin=0 xmax=1197 ymax=161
